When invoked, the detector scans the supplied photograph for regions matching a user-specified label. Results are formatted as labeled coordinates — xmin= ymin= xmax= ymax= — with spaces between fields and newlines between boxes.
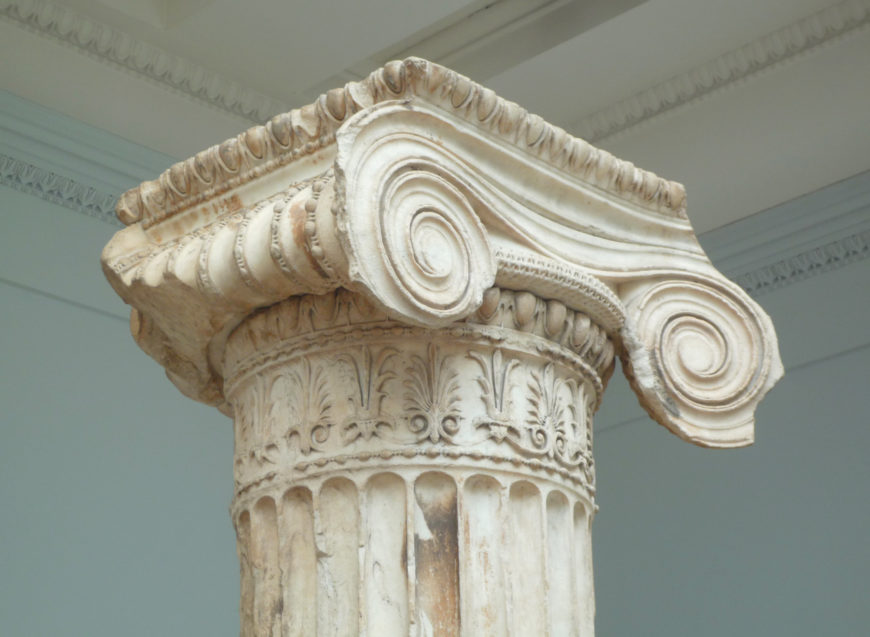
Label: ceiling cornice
xmin=6 ymin=0 xmax=866 ymax=152
xmin=734 ymin=230 xmax=870 ymax=296
xmin=573 ymin=0 xmax=870 ymax=143
xmin=702 ymin=170 xmax=870 ymax=295
xmin=0 ymin=89 xmax=171 ymax=226
xmin=0 ymin=0 xmax=289 ymax=123
xmin=0 ymin=152 xmax=119 ymax=225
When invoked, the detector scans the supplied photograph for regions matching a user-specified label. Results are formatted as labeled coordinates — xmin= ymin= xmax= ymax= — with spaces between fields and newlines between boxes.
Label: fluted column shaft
xmin=224 ymin=288 xmax=612 ymax=636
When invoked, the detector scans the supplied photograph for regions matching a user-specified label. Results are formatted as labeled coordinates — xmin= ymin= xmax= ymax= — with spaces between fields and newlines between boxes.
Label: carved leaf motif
xmin=326 ymin=287 xmax=358 ymax=327
xmin=581 ymin=385 xmax=596 ymax=484
xmin=248 ymin=442 xmax=279 ymax=467
xmin=556 ymin=385 xmax=584 ymax=470
xmin=233 ymin=379 xmax=262 ymax=478
xmin=265 ymin=374 xmax=293 ymax=438
xmin=404 ymin=343 xmax=461 ymax=443
xmin=233 ymin=376 xmax=288 ymax=478
xmin=337 ymin=346 xmax=399 ymax=443
xmin=525 ymin=363 xmax=572 ymax=460
xmin=469 ymin=349 xmax=521 ymax=442
xmin=234 ymin=378 xmax=260 ymax=446
xmin=284 ymin=357 xmax=333 ymax=453
xmin=570 ymin=380 xmax=593 ymax=456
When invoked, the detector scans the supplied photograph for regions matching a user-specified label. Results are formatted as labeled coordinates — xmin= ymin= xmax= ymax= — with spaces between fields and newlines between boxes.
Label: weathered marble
xmin=102 ymin=58 xmax=783 ymax=635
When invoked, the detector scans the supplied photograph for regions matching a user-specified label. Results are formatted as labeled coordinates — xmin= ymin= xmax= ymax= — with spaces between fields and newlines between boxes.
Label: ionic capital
xmin=102 ymin=57 xmax=782 ymax=447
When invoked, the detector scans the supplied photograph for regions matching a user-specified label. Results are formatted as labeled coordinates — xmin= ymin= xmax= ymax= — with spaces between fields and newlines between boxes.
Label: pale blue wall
xmin=2 ymin=92 xmax=868 ymax=635
xmin=1 ymin=94 xmax=240 ymax=635
xmin=0 ymin=192 xmax=238 ymax=635
xmin=592 ymin=183 xmax=870 ymax=635
xmin=594 ymin=270 xmax=870 ymax=635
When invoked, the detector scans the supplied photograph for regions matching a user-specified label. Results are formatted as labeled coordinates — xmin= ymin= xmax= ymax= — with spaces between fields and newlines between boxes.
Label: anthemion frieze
xmin=101 ymin=58 xmax=783 ymax=635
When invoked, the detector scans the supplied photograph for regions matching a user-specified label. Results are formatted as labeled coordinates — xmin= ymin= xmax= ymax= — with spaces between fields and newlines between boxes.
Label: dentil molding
xmin=101 ymin=58 xmax=783 ymax=448
xmin=573 ymin=0 xmax=870 ymax=142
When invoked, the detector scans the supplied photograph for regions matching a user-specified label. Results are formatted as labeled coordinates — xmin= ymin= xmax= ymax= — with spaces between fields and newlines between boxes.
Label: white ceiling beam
xmin=296 ymin=0 xmax=647 ymax=103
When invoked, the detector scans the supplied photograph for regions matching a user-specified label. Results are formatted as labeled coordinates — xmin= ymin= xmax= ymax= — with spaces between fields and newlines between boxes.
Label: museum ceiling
xmin=1 ymin=0 xmax=869 ymax=233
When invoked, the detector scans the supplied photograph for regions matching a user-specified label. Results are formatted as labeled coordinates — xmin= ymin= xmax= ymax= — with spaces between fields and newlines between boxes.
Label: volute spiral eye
xmin=379 ymin=167 xmax=491 ymax=320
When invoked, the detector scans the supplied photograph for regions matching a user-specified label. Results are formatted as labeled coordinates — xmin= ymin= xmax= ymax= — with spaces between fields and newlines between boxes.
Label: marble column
xmin=102 ymin=58 xmax=783 ymax=636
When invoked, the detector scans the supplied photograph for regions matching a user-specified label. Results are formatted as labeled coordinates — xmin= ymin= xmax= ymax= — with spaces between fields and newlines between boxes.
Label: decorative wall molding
xmin=734 ymin=230 xmax=870 ymax=297
xmin=4 ymin=0 xmax=869 ymax=159
xmin=0 ymin=153 xmax=120 ymax=225
xmin=304 ymin=0 xmax=646 ymax=103
xmin=0 ymin=89 xmax=176 ymax=189
xmin=0 ymin=89 xmax=173 ymax=227
xmin=573 ymin=0 xmax=870 ymax=143
xmin=0 ymin=0 xmax=288 ymax=124
xmin=6 ymin=0 xmax=868 ymax=155
xmin=702 ymin=170 xmax=870 ymax=298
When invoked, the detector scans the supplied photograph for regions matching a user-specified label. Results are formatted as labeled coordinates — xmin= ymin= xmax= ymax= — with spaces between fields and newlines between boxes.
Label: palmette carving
xmin=232 ymin=372 xmax=273 ymax=479
xmin=513 ymin=365 xmax=594 ymax=474
xmin=526 ymin=364 xmax=572 ymax=461
xmin=225 ymin=288 xmax=603 ymax=499
xmin=338 ymin=346 xmax=399 ymax=443
xmin=404 ymin=344 xmax=462 ymax=443
xmin=469 ymin=349 xmax=521 ymax=440
xmin=282 ymin=357 xmax=333 ymax=454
